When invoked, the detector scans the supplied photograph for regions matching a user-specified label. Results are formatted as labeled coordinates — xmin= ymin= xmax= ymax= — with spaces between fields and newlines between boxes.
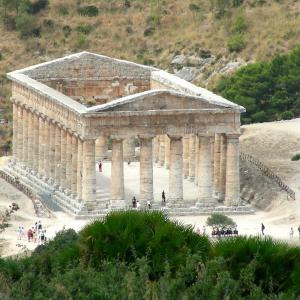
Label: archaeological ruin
xmin=3 ymin=52 xmax=247 ymax=218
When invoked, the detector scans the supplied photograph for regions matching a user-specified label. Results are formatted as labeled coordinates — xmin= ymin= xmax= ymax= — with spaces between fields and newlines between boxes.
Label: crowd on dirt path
xmin=17 ymin=220 xmax=47 ymax=244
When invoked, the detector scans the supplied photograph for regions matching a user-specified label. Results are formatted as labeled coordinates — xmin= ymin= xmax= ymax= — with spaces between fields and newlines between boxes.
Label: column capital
xmin=167 ymin=134 xmax=182 ymax=140
xmin=138 ymin=134 xmax=155 ymax=140
xmin=226 ymin=133 xmax=241 ymax=141
xmin=110 ymin=135 xmax=124 ymax=141
xmin=197 ymin=132 xmax=214 ymax=138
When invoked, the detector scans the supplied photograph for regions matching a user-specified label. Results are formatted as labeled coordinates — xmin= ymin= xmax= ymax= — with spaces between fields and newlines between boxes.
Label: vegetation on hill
xmin=216 ymin=46 xmax=300 ymax=123
xmin=0 ymin=211 xmax=300 ymax=299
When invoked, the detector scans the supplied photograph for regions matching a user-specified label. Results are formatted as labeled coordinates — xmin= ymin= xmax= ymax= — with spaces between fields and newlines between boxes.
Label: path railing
xmin=240 ymin=152 xmax=296 ymax=200
xmin=0 ymin=170 xmax=52 ymax=218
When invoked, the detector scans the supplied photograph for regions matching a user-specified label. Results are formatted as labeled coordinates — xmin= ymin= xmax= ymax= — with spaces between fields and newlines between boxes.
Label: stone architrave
xmin=139 ymin=135 xmax=154 ymax=205
xmin=213 ymin=134 xmax=221 ymax=197
xmin=82 ymin=139 xmax=96 ymax=207
xmin=168 ymin=135 xmax=183 ymax=205
xmin=60 ymin=127 xmax=67 ymax=189
xmin=110 ymin=137 xmax=125 ymax=209
xmin=22 ymin=108 xmax=29 ymax=166
xmin=123 ymin=137 xmax=135 ymax=161
xmin=158 ymin=135 xmax=165 ymax=166
xmin=17 ymin=106 xmax=23 ymax=162
xmin=188 ymin=134 xmax=196 ymax=181
xmin=95 ymin=135 xmax=108 ymax=161
xmin=225 ymin=134 xmax=240 ymax=206
xmin=71 ymin=135 xmax=78 ymax=196
xmin=32 ymin=113 xmax=40 ymax=173
xmin=12 ymin=103 xmax=18 ymax=159
xmin=54 ymin=125 xmax=61 ymax=186
xmin=77 ymin=138 xmax=83 ymax=200
xmin=197 ymin=135 xmax=215 ymax=206
xmin=183 ymin=135 xmax=190 ymax=178
xmin=219 ymin=134 xmax=227 ymax=201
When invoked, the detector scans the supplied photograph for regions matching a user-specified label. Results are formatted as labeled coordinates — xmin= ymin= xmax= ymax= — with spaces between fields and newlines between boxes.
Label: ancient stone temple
xmin=5 ymin=52 xmax=245 ymax=218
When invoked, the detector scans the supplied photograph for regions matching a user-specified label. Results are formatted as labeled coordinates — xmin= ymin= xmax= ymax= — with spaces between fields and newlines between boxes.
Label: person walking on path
xmin=290 ymin=227 xmax=294 ymax=239
xmin=261 ymin=223 xmax=265 ymax=235
xmin=132 ymin=196 xmax=137 ymax=208
xmin=161 ymin=190 xmax=166 ymax=206
xmin=98 ymin=161 xmax=102 ymax=172
xmin=147 ymin=200 xmax=151 ymax=210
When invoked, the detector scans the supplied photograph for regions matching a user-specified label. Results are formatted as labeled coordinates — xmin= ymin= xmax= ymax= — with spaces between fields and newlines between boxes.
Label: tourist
xmin=127 ymin=160 xmax=131 ymax=166
xmin=290 ymin=227 xmax=294 ymax=239
xmin=17 ymin=226 xmax=22 ymax=240
xmin=261 ymin=223 xmax=265 ymax=235
xmin=21 ymin=226 xmax=25 ymax=240
xmin=147 ymin=200 xmax=151 ymax=210
xmin=98 ymin=161 xmax=102 ymax=172
xmin=38 ymin=221 xmax=42 ymax=231
xmin=202 ymin=225 xmax=206 ymax=235
xmin=132 ymin=196 xmax=137 ymax=208
xmin=298 ymin=225 xmax=300 ymax=239
xmin=136 ymin=200 xmax=140 ymax=210
xmin=27 ymin=228 xmax=33 ymax=242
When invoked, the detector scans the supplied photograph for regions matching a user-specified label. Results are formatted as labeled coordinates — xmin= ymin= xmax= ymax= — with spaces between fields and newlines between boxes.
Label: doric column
xmin=65 ymin=130 xmax=73 ymax=191
xmin=44 ymin=118 xmax=51 ymax=179
xmin=183 ymin=135 xmax=190 ymax=178
xmin=219 ymin=134 xmax=227 ymax=201
xmin=168 ymin=135 xmax=183 ymax=204
xmin=22 ymin=108 xmax=29 ymax=166
xmin=71 ymin=135 xmax=78 ymax=196
xmin=139 ymin=135 xmax=154 ymax=205
xmin=32 ymin=112 xmax=39 ymax=173
xmin=195 ymin=136 xmax=199 ymax=185
xmin=12 ymin=103 xmax=18 ymax=160
xmin=164 ymin=135 xmax=170 ymax=169
xmin=17 ymin=106 xmax=23 ymax=162
xmin=27 ymin=110 xmax=34 ymax=170
xmin=188 ymin=134 xmax=196 ymax=181
xmin=49 ymin=121 xmax=56 ymax=182
xmin=153 ymin=136 xmax=159 ymax=163
xmin=60 ymin=127 xmax=67 ymax=189
xmin=225 ymin=134 xmax=240 ymax=206
xmin=123 ymin=137 xmax=135 ymax=162
xmin=95 ymin=135 xmax=108 ymax=161
xmin=197 ymin=135 xmax=215 ymax=205
xmin=213 ymin=134 xmax=221 ymax=197
xmin=158 ymin=135 xmax=165 ymax=166
xmin=110 ymin=137 xmax=125 ymax=209
xmin=54 ymin=125 xmax=62 ymax=186
xmin=82 ymin=139 xmax=96 ymax=205
xmin=38 ymin=116 xmax=45 ymax=176
xmin=77 ymin=138 xmax=83 ymax=200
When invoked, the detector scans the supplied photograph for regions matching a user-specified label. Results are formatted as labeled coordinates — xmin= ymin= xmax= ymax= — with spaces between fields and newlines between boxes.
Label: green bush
xmin=231 ymin=15 xmax=247 ymax=34
xmin=281 ymin=110 xmax=294 ymax=120
xmin=75 ymin=33 xmax=88 ymax=48
xmin=15 ymin=15 xmax=40 ymax=38
xmin=62 ymin=25 xmax=72 ymax=37
xmin=79 ymin=210 xmax=211 ymax=277
xmin=75 ymin=24 xmax=93 ymax=35
xmin=77 ymin=5 xmax=99 ymax=17
xmin=228 ymin=33 xmax=246 ymax=52
xmin=291 ymin=153 xmax=300 ymax=161
xmin=26 ymin=0 xmax=49 ymax=15
xmin=207 ymin=213 xmax=236 ymax=228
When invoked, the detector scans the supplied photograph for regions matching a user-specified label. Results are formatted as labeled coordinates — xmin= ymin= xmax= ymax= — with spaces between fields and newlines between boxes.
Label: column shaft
xmin=158 ymin=135 xmax=165 ymax=166
xmin=54 ymin=125 xmax=61 ymax=185
xmin=183 ymin=135 xmax=190 ymax=178
xmin=38 ymin=117 xmax=45 ymax=176
xmin=27 ymin=111 xmax=34 ymax=169
xmin=71 ymin=136 xmax=78 ymax=195
xmin=22 ymin=108 xmax=29 ymax=165
xmin=169 ymin=136 xmax=183 ymax=203
xmin=44 ymin=119 xmax=51 ymax=179
xmin=197 ymin=136 xmax=214 ymax=204
xmin=225 ymin=135 xmax=240 ymax=206
xmin=123 ymin=137 xmax=135 ymax=161
xmin=12 ymin=103 xmax=18 ymax=159
xmin=153 ymin=136 xmax=159 ymax=163
xmin=60 ymin=128 xmax=67 ymax=189
xmin=219 ymin=134 xmax=227 ymax=201
xmin=33 ymin=113 xmax=39 ymax=172
xmin=17 ymin=106 xmax=23 ymax=162
xmin=77 ymin=138 xmax=83 ymax=200
xmin=188 ymin=134 xmax=196 ymax=180
xmin=164 ymin=135 xmax=170 ymax=169
xmin=111 ymin=139 xmax=125 ymax=200
xmin=95 ymin=135 xmax=107 ymax=161
xmin=66 ymin=131 xmax=73 ymax=190
xmin=49 ymin=121 xmax=56 ymax=181
xmin=195 ymin=136 xmax=199 ymax=185
xmin=82 ymin=139 xmax=96 ymax=204
xmin=140 ymin=137 xmax=153 ymax=204
xmin=213 ymin=134 xmax=221 ymax=196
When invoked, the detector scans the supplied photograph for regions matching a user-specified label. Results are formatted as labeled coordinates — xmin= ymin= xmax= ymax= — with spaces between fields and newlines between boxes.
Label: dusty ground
xmin=0 ymin=118 xmax=299 ymax=256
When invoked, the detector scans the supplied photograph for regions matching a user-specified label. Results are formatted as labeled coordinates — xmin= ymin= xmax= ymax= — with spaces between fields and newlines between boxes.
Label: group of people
xmin=17 ymin=221 xmax=47 ymax=244
xmin=131 ymin=190 xmax=167 ymax=209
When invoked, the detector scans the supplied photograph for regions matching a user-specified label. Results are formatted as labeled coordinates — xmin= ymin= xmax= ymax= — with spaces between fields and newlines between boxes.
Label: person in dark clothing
xmin=98 ymin=161 xmax=102 ymax=172
xmin=161 ymin=190 xmax=166 ymax=207
xmin=261 ymin=223 xmax=265 ymax=235
xmin=132 ymin=196 xmax=137 ymax=208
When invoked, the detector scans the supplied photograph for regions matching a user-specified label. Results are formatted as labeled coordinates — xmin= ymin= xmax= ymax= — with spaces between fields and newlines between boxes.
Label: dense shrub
xmin=75 ymin=24 xmax=93 ymax=35
xmin=15 ymin=15 xmax=40 ymax=38
xmin=228 ymin=33 xmax=246 ymax=52
xmin=62 ymin=25 xmax=72 ymax=37
xmin=26 ymin=0 xmax=49 ymax=15
xmin=281 ymin=110 xmax=294 ymax=120
xmin=215 ymin=46 xmax=300 ymax=123
xmin=77 ymin=5 xmax=99 ymax=17
xmin=207 ymin=213 xmax=236 ymax=228
xmin=291 ymin=153 xmax=300 ymax=161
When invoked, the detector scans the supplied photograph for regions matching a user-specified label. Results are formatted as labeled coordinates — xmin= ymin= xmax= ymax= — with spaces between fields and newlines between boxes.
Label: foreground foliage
xmin=0 ymin=211 xmax=300 ymax=299
xmin=216 ymin=46 xmax=300 ymax=124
